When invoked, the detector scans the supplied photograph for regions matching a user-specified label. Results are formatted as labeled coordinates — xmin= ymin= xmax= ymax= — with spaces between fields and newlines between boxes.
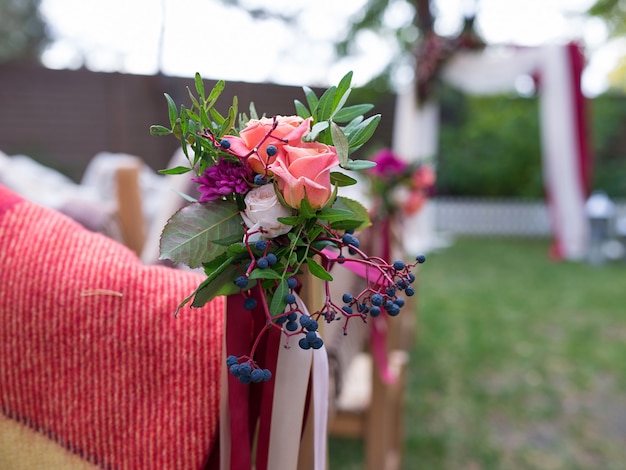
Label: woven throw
xmin=0 ymin=184 xmax=224 ymax=469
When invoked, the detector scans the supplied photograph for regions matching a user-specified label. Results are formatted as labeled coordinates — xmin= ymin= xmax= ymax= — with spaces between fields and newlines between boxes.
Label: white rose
xmin=241 ymin=184 xmax=293 ymax=240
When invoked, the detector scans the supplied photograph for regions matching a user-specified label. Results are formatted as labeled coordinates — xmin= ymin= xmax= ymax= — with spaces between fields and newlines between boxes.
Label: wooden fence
xmin=0 ymin=62 xmax=396 ymax=182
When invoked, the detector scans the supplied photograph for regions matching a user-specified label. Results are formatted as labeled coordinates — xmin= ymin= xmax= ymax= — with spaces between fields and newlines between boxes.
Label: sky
xmin=38 ymin=0 xmax=624 ymax=96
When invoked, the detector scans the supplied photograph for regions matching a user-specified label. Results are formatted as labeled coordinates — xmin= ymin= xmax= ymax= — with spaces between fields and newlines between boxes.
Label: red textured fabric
xmin=0 ymin=184 xmax=224 ymax=469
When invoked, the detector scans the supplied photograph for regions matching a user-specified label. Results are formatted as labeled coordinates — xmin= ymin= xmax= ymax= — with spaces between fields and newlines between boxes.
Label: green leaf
xmin=294 ymin=99 xmax=311 ymax=119
xmin=269 ymin=280 xmax=289 ymax=316
xmin=330 ymin=171 xmax=358 ymax=187
xmin=277 ymin=215 xmax=303 ymax=226
xmin=343 ymin=115 xmax=364 ymax=134
xmin=187 ymin=87 xmax=201 ymax=109
xmin=249 ymin=102 xmax=259 ymax=120
xmin=347 ymin=114 xmax=381 ymax=152
xmin=209 ymin=107 xmax=225 ymax=126
xmin=158 ymin=165 xmax=191 ymax=175
xmin=315 ymin=86 xmax=337 ymax=122
xmin=333 ymin=71 xmax=353 ymax=109
xmin=330 ymin=122 xmax=349 ymax=167
xmin=307 ymin=121 xmax=329 ymax=141
xmin=212 ymin=232 xmax=246 ymax=246
xmin=194 ymin=72 xmax=205 ymax=101
xmin=332 ymin=104 xmax=375 ymax=123
xmin=316 ymin=208 xmax=356 ymax=223
xmin=306 ymin=257 xmax=333 ymax=281
xmin=150 ymin=125 xmax=172 ymax=136
xmin=299 ymin=197 xmax=316 ymax=219
xmin=191 ymin=264 xmax=241 ymax=307
xmin=249 ymin=268 xmax=282 ymax=280
xmin=331 ymin=196 xmax=371 ymax=231
xmin=331 ymin=89 xmax=351 ymax=119
xmin=165 ymin=93 xmax=178 ymax=128
xmin=342 ymin=159 xmax=377 ymax=171
xmin=221 ymin=97 xmax=238 ymax=135
xmin=159 ymin=200 xmax=244 ymax=268
xmin=207 ymin=79 xmax=225 ymax=108
xmin=303 ymin=86 xmax=319 ymax=117
xmin=227 ymin=243 xmax=248 ymax=256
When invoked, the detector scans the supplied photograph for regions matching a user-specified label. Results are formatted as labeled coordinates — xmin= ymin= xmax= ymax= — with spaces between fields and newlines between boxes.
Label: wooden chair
xmin=325 ymin=221 xmax=416 ymax=470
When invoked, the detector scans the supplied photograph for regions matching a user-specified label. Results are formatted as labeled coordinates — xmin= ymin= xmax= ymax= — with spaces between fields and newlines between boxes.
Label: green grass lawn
xmin=329 ymin=237 xmax=626 ymax=470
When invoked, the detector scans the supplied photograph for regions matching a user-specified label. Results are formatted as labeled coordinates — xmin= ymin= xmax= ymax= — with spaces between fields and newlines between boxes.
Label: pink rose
xmin=269 ymin=142 xmax=339 ymax=210
xmin=223 ymin=116 xmax=312 ymax=174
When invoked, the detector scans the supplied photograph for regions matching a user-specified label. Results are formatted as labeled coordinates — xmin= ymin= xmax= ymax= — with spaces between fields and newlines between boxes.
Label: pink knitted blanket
xmin=0 ymin=184 xmax=224 ymax=469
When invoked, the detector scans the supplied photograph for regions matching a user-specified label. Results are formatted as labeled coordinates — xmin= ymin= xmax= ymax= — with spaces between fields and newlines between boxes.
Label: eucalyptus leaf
xmin=165 ymin=93 xmax=178 ymax=128
xmin=207 ymin=79 xmax=225 ymax=109
xmin=331 ymin=88 xmax=351 ymax=119
xmin=343 ymin=115 xmax=364 ymax=134
xmin=159 ymin=200 xmax=244 ymax=268
xmin=342 ymin=159 xmax=378 ymax=171
xmin=209 ymin=107 xmax=225 ymax=126
xmin=330 ymin=122 xmax=349 ymax=167
xmin=158 ymin=165 xmax=191 ymax=175
xmin=333 ymin=71 xmax=353 ymax=109
xmin=307 ymin=121 xmax=329 ymax=141
xmin=249 ymin=102 xmax=259 ymax=120
xmin=347 ymin=114 xmax=381 ymax=152
xmin=187 ymin=87 xmax=200 ymax=109
xmin=194 ymin=73 xmax=205 ymax=101
xmin=332 ymin=104 xmax=375 ymax=123
xmin=303 ymin=86 xmax=319 ymax=116
xmin=294 ymin=99 xmax=311 ymax=119
xmin=315 ymin=86 xmax=337 ymax=122
xmin=150 ymin=125 xmax=171 ymax=136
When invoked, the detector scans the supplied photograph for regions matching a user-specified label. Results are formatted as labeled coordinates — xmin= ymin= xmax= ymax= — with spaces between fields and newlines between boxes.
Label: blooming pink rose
xmin=223 ymin=116 xmax=312 ymax=174
xmin=269 ymin=142 xmax=339 ymax=210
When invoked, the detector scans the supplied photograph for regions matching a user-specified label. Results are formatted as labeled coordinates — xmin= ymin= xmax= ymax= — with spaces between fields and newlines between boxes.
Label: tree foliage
xmin=588 ymin=0 xmax=626 ymax=38
xmin=436 ymin=86 xmax=544 ymax=198
xmin=0 ymin=0 xmax=49 ymax=63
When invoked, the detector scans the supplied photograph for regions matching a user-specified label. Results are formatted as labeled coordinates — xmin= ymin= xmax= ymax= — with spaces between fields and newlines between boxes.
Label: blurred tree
xmin=0 ymin=0 xmax=49 ymax=63
xmin=218 ymin=0 xmax=482 ymax=95
xmin=437 ymin=87 xmax=544 ymax=198
xmin=588 ymin=0 xmax=626 ymax=38
xmin=588 ymin=0 xmax=626 ymax=92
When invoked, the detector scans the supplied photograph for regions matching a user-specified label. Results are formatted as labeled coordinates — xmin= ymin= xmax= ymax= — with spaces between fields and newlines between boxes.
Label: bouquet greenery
xmin=151 ymin=72 xmax=424 ymax=384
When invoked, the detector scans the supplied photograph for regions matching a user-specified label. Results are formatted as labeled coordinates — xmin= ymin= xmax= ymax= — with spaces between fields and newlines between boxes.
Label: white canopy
xmin=394 ymin=42 xmax=590 ymax=260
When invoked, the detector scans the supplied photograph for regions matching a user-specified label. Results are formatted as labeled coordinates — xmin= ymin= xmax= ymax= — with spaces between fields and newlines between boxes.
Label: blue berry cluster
xmin=226 ymin=355 xmax=272 ymax=383
xmin=298 ymin=315 xmax=323 ymax=350
xmin=341 ymin=230 xmax=360 ymax=255
xmin=339 ymin=254 xmax=425 ymax=320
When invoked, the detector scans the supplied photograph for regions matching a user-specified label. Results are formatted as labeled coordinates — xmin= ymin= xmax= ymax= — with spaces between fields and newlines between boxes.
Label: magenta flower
xmin=369 ymin=148 xmax=408 ymax=177
xmin=191 ymin=159 xmax=250 ymax=202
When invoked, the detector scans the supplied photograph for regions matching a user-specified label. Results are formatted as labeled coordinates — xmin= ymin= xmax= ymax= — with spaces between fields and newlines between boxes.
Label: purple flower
xmin=368 ymin=149 xmax=408 ymax=177
xmin=191 ymin=159 xmax=250 ymax=202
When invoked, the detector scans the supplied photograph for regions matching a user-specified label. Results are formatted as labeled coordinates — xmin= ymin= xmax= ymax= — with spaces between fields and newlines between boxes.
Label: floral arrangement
xmin=150 ymin=72 xmax=425 ymax=384
xmin=367 ymin=148 xmax=436 ymax=219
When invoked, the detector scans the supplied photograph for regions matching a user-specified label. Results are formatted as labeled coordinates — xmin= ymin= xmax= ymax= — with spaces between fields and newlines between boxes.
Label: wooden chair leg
xmin=114 ymin=159 xmax=145 ymax=256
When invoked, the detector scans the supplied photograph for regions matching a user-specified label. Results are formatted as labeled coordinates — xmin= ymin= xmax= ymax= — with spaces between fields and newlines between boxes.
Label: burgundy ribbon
xmin=224 ymin=287 xmax=280 ymax=470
